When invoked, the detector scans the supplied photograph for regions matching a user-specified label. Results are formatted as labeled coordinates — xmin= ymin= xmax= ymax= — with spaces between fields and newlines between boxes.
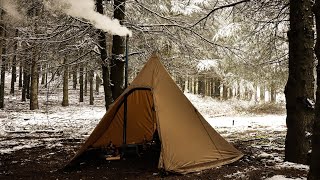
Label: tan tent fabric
xmin=68 ymin=53 xmax=243 ymax=174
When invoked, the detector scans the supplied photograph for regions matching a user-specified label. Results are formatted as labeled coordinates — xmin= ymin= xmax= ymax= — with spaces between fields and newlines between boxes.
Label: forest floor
xmin=0 ymin=81 xmax=308 ymax=180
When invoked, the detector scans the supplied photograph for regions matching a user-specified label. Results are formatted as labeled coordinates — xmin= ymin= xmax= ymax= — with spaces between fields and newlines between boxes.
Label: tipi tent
xmin=68 ymin=53 xmax=243 ymax=174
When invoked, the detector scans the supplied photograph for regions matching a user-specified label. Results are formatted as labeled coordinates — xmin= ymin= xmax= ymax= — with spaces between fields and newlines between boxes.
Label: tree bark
xmin=0 ymin=10 xmax=5 ymax=109
xmin=214 ymin=78 xmax=221 ymax=99
xmin=41 ymin=64 xmax=46 ymax=85
xmin=244 ymin=86 xmax=249 ymax=100
xmin=260 ymin=84 xmax=265 ymax=102
xmin=95 ymin=73 xmax=100 ymax=94
xmin=308 ymin=1 xmax=320 ymax=179
xmin=228 ymin=88 xmax=233 ymax=99
xmin=198 ymin=75 xmax=205 ymax=96
xmin=270 ymin=82 xmax=276 ymax=103
xmin=73 ymin=66 xmax=77 ymax=90
xmin=222 ymin=84 xmax=228 ymax=100
xmin=178 ymin=76 xmax=185 ymax=92
xmin=89 ymin=70 xmax=94 ymax=105
xmin=22 ymin=62 xmax=29 ymax=102
xmin=188 ymin=76 xmax=191 ymax=93
xmin=19 ymin=62 xmax=23 ymax=89
xmin=30 ymin=52 xmax=39 ymax=110
xmin=79 ymin=65 xmax=84 ymax=102
xmin=237 ymin=81 xmax=241 ymax=99
xmin=194 ymin=77 xmax=198 ymax=94
xmin=30 ymin=6 xmax=40 ymax=110
xmin=62 ymin=58 xmax=69 ymax=107
xmin=10 ymin=29 xmax=18 ymax=95
xmin=84 ymin=68 xmax=88 ymax=96
xmin=254 ymin=83 xmax=258 ymax=103
xmin=210 ymin=78 xmax=214 ymax=97
xmin=0 ymin=45 xmax=5 ymax=109
xmin=26 ymin=71 xmax=30 ymax=99
xmin=96 ymin=0 xmax=113 ymax=110
xmin=110 ymin=0 xmax=126 ymax=100
xmin=285 ymin=0 xmax=314 ymax=164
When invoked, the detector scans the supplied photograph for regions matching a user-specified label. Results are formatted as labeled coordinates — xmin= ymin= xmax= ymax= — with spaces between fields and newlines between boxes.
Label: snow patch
xmin=275 ymin=162 xmax=309 ymax=171
xmin=258 ymin=152 xmax=274 ymax=159
xmin=266 ymin=175 xmax=306 ymax=180
xmin=224 ymin=170 xmax=246 ymax=179
xmin=0 ymin=143 xmax=40 ymax=154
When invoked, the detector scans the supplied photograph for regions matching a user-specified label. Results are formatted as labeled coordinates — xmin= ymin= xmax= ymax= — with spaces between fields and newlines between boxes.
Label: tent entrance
xmin=109 ymin=88 xmax=157 ymax=147
xmin=114 ymin=88 xmax=160 ymax=158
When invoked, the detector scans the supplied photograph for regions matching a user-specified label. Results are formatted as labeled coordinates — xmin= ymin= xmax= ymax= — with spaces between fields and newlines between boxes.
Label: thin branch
xmin=190 ymin=0 xmax=251 ymax=28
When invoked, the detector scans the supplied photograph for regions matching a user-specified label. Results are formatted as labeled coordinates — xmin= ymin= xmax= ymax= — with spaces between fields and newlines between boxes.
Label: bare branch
xmin=190 ymin=0 xmax=251 ymax=28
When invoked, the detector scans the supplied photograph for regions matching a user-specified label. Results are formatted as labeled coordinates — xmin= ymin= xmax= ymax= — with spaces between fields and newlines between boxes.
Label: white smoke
xmin=44 ymin=0 xmax=132 ymax=37
xmin=0 ymin=0 xmax=23 ymax=20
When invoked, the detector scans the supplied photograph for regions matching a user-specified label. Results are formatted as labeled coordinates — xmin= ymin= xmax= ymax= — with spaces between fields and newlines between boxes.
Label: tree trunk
xmin=182 ymin=77 xmax=186 ymax=92
xmin=260 ymin=84 xmax=265 ymax=102
xmin=222 ymin=84 xmax=228 ymax=100
xmin=30 ymin=5 xmax=40 ymax=110
xmin=110 ymin=0 xmax=126 ymax=100
xmin=210 ymin=78 xmax=214 ymax=97
xmin=10 ymin=29 xmax=18 ymax=95
xmin=96 ymin=0 xmax=113 ymax=109
xmin=237 ymin=81 xmax=241 ymax=99
xmin=84 ymin=68 xmax=88 ymax=96
xmin=22 ymin=62 xmax=29 ymax=102
xmin=26 ymin=71 xmax=30 ymax=99
xmin=194 ymin=77 xmax=198 ymax=94
xmin=41 ymin=64 xmax=46 ymax=85
xmin=270 ymin=82 xmax=276 ymax=103
xmin=0 ymin=45 xmax=5 ymax=109
xmin=244 ymin=86 xmax=249 ymax=100
xmin=188 ymin=76 xmax=192 ymax=93
xmin=198 ymin=75 xmax=205 ymax=96
xmin=89 ymin=70 xmax=94 ymax=105
xmin=44 ymin=64 xmax=48 ymax=88
xmin=0 ymin=10 xmax=5 ymax=108
xmin=254 ymin=83 xmax=258 ymax=103
xmin=62 ymin=58 xmax=69 ymax=107
xmin=30 ymin=54 xmax=39 ymax=110
xmin=95 ymin=73 xmax=101 ymax=94
xmin=285 ymin=0 xmax=314 ymax=164
xmin=206 ymin=78 xmax=211 ymax=96
xmin=19 ymin=62 xmax=23 ymax=89
xmin=308 ymin=1 xmax=320 ymax=179
xmin=228 ymin=88 xmax=233 ymax=99
xmin=79 ymin=65 xmax=84 ymax=102
xmin=177 ymin=76 xmax=185 ymax=92
xmin=0 ymin=47 xmax=5 ymax=108
xmin=73 ymin=66 xmax=77 ymax=90
xmin=214 ymin=78 xmax=221 ymax=100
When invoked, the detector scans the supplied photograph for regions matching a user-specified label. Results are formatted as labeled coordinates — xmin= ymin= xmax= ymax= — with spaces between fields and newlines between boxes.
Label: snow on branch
xmin=197 ymin=59 xmax=219 ymax=72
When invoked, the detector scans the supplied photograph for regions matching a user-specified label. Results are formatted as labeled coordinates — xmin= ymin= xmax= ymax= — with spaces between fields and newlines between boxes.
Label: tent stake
xmin=123 ymin=35 xmax=129 ymax=145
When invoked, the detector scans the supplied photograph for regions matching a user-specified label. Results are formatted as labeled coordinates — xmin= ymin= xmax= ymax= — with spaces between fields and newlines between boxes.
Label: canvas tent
xmin=68 ymin=53 xmax=243 ymax=174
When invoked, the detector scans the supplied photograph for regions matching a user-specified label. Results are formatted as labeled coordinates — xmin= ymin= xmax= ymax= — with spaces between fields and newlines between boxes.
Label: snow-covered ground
xmin=0 ymin=93 xmax=286 ymax=151
xmin=0 ymin=77 xmax=307 ymax=179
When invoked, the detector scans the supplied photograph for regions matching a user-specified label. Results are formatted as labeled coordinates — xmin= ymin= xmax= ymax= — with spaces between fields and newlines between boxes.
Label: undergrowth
xmin=237 ymin=102 xmax=286 ymax=115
